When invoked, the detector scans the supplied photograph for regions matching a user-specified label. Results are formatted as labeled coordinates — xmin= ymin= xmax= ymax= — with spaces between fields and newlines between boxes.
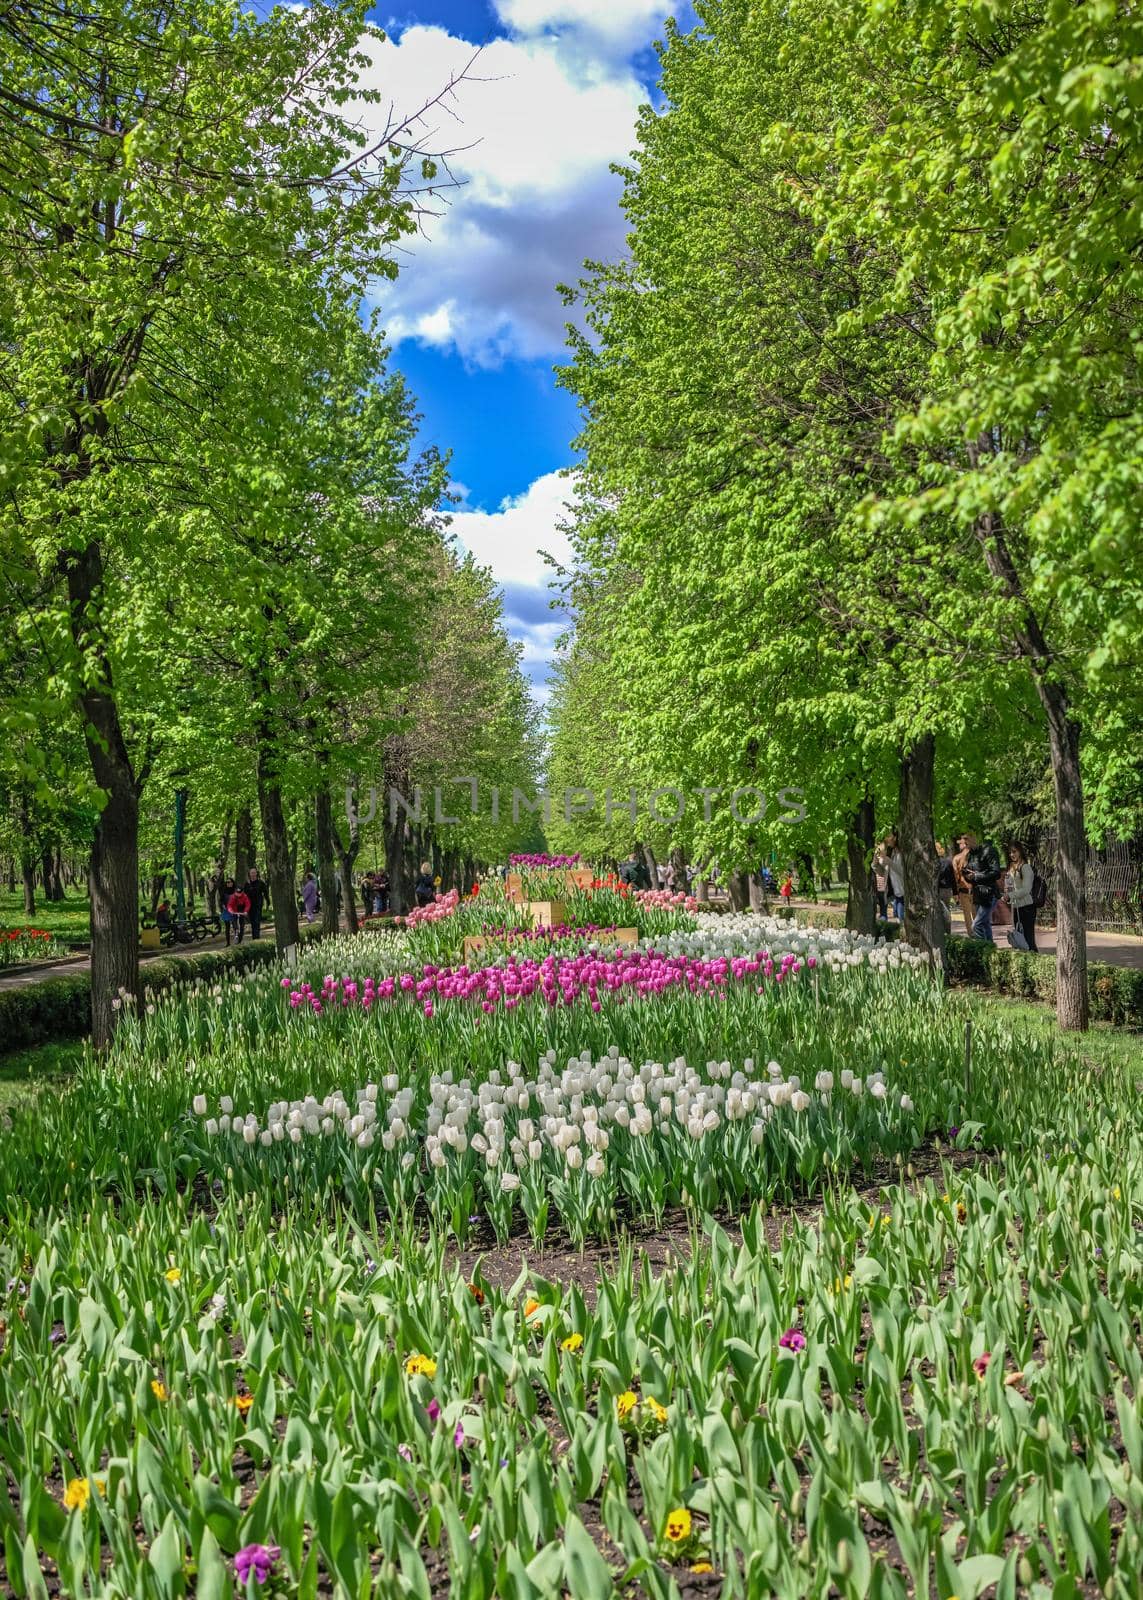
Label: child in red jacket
xmin=227 ymin=886 xmax=251 ymax=943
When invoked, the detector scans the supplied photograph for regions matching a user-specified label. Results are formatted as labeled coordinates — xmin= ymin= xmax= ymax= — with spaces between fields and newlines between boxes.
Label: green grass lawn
xmin=0 ymin=886 xmax=91 ymax=943
xmin=962 ymin=990 xmax=1143 ymax=1077
xmin=0 ymin=1040 xmax=85 ymax=1115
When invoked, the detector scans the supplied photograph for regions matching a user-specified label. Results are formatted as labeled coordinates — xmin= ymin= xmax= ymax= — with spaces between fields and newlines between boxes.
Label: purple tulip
xmin=426 ymin=1398 xmax=441 ymax=1423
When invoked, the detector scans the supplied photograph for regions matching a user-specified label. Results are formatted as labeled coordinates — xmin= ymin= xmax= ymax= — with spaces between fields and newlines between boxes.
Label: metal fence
xmin=1038 ymin=833 xmax=1143 ymax=934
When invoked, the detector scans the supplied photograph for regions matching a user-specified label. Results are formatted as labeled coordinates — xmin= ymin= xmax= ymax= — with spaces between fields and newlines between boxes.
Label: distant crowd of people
xmin=214 ymin=867 xmax=267 ymax=945
xmin=872 ymin=831 xmax=1042 ymax=949
xmin=167 ymin=835 xmax=1044 ymax=953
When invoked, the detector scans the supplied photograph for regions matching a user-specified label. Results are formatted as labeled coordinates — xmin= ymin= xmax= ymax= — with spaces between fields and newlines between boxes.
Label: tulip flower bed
xmin=2 ymin=908 xmax=1142 ymax=1595
xmin=1 ymin=1112 xmax=1142 ymax=1597
xmin=0 ymin=926 xmax=70 ymax=968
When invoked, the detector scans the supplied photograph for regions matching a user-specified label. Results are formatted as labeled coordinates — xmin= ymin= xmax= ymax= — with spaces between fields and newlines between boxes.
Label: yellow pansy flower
xmin=665 ymin=1507 xmax=692 ymax=1542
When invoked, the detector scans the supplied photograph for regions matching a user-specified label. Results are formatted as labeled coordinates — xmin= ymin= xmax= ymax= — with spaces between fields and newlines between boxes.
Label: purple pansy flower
xmin=234 ymin=1543 xmax=279 ymax=1585
xmin=426 ymin=1398 xmax=441 ymax=1423
xmin=778 ymin=1328 xmax=806 ymax=1352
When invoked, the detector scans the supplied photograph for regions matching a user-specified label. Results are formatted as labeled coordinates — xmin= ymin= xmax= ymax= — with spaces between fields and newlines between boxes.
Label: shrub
xmin=945 ymin=936 xmax=1143 ymax=1026
xmin=0 ymin=934 xmax=321 ymax=1053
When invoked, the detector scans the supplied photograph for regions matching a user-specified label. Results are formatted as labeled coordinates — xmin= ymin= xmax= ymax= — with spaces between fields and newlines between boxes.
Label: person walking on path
xmin=414 ymin=860 xmax=436 ymax=909
xmin=375 ymin=870 xmax=390 ymax=915
xmin=871 ymin=847 xmax=889 ymax=920
xmin=1005 ymin=842 xmax=1038 ymax=951
xmin=301 ymin=871 xmax=318 ymax=924
xmin=951 ymin=834 xmax=975 ymax=933
xmin=245 ymin=867 xmax=266 ymax=940
xmin=227 ymin=883 xmax=251 ymax=944
xmin=963 ymin=834 xmax=1004 ymax=942
xmin=219 ymin=877 xmax=237 ymax=946
xmin=884 ymin=833 xmax=905 ymax=921
xmin=936 ymin=841 xmax=955 ymax=932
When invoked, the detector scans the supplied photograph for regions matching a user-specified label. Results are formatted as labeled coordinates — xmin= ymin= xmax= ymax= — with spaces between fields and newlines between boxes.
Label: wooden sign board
xmin=522 ymin=900 xmax=567 ymax=927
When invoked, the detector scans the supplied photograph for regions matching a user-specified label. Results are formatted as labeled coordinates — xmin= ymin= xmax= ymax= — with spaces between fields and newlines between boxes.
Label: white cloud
xmin=357 ymin=19 xmax=670 ymax=362
xmin=494 ymin=0 xmax=676 ymax=54
xmin=448 ymin=469 xmax=573 ymax=589
xmin=448 ymin=471 xmax=574 ymax=697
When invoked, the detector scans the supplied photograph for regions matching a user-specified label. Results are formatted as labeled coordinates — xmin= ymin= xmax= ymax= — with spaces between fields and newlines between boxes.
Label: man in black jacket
xmin=246 ymin=867 xmax=267 ymax=940
xmin=963 ymin=835 xmax=1003 ymax=942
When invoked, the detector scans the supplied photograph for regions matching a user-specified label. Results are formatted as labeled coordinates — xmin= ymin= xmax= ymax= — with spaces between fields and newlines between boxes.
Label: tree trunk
xmin=900 ymin=734 xmax=944 ymax=966
xmin=336 ymin=847 xmax=359 ymax=932
xmin=234 ymin=807 xmax=254 ymax=885
xmin=748 ymin=872 xmax=765 ymax=910
xmin=62 ymin=538 xmax=142 ymax=1047
xmin=383 ymin=735 xmax=413 ymax=915
xmin=149 ymin=874 xmax=165 ymax=914
xmin=21 ymin=859 xmax=36 ymax=916
xmin=642 ymin=845 xmax=659 ymax=889
xmin=441 ymin=848 xmax=459 ymax=893
xmin=970 ymin=490 xmax=1087 ymax=1027
xmin=845 ymin=790 xmax=876 ymax=936
xmin=330 ymin=783 xmax=362 ymax=934
xmin=1040 ymin=684 xmax=1088 ymax=1030
xmin=727 ymin=870 xmax=750 ymax=911
xmin=52 ymin=848 xmax=65 ymax=902
xmin=208 ymin=819 xmax=231 ymax=917
xmin=314 ymin=785 xmax=341 ymax=937
xmin=17 ymin=790 xmax=36 ymax=915
xmin=256 ymin=738 xmax=298 ymax=953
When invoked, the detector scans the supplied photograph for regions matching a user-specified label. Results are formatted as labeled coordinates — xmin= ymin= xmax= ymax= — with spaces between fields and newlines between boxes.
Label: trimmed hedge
xmin=945 ymin=934 xmax=1143 ymax=1027
xmin=0 ymin=936 xmax=311 ymax=1053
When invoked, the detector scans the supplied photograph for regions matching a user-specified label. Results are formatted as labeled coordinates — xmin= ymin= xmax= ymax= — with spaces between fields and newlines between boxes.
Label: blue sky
xmin=357 ymin=0 xmax=693 ymax=699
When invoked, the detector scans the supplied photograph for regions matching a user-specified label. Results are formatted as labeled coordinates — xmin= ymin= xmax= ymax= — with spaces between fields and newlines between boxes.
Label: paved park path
xmin=787 ymin=899 xmax=1143 ymax=970
xmin=3 ymin=904 xmax=1141 ymax=992
xmin=0 ymin=925 xmax=271 ymax=991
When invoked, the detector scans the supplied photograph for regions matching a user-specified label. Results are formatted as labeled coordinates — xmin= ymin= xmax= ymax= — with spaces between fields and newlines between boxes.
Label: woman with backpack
xmin=1004 ymin=842 xmax=1038 ymax=951
xmin=219 ymin=876 xmax=236 ymax=946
